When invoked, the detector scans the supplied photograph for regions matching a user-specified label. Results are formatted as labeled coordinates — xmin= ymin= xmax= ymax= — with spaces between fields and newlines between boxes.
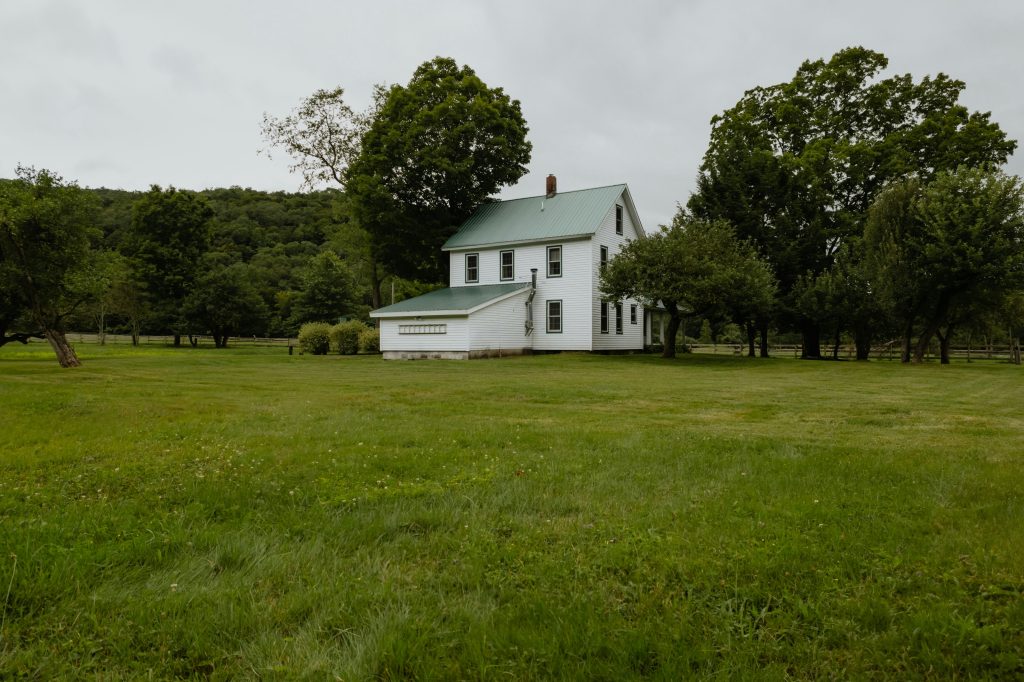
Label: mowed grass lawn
xmin=1 ymin=345 xmax=1022 ymax=679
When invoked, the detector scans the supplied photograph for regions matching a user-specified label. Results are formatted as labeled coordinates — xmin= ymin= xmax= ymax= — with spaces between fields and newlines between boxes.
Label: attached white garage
xmin=372 ymin=282 xmax=533 ymax=360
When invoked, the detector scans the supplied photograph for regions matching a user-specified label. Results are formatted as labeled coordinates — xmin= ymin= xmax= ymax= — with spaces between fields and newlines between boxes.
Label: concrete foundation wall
xmin=382 ymin=348 xmax=532 ymax=361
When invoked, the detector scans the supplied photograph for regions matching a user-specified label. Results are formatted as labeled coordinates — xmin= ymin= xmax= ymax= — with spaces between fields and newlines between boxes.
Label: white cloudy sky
xmin=2 ymin=0 xmax=1022 ymax=228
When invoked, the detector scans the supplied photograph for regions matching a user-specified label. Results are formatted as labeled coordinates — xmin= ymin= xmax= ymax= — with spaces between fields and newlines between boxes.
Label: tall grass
xmin=1 ymin=345 xmax=1022 ymax=678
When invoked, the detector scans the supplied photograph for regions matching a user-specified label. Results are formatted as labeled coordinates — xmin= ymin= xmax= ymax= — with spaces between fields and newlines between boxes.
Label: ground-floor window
xmin=398 ymin=324 xmax=447 ymax=335
xmin=600 ymin=301 xmax=609 ymax=333
xmin=630 ymin=304 xmax=637 ymax=325
xmin=615 ymin=302 xmax=623 ymax=334
xmin=546 ymin=300 xmax=562 ymax=333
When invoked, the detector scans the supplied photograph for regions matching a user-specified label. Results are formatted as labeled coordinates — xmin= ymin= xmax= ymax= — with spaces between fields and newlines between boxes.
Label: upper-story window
xmin=547 ymin=245 xmax=562 ymax=278
xmin=600 ymin=245 xmax=608 ymax=272
xmin=465 ymin=253 xmax=479 ymax=283
xmin=615 ymin=302 xmax=623 ymax=334
xmin=615 ymin=205 xmax=623 ymax=235
xmin=500 ymin=250 xmax=514 ymax=281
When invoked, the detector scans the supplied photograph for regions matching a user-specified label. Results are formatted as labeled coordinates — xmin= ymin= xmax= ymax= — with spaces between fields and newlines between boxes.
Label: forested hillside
xmin=69 ymin=185 xmax=423 ymax=341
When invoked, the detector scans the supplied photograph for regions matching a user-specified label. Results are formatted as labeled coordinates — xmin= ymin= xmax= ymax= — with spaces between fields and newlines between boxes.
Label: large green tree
xmin=600 ymin=217 xmax=775 ymax=359
xmin=123 ymin=186 xmax=213 ymax=346
xmin=689 ymin=47 xmax=1016 ymax=358
xmin=286 ymin=251 xmax=358 ymax=328
xmin=865 ymin=168 xmax=1024 ymax=363
xmin=347 ymin=57 xmax=532 ymax=283
xmin=183 ymin=261 xmax=269 ymax=348
xmin=0 ymin=167 xmax=98 ymax=367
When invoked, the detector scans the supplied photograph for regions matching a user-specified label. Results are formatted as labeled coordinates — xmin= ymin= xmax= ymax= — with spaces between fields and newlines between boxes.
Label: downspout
xmin=525 ymin=268 xmax=537 ymax=335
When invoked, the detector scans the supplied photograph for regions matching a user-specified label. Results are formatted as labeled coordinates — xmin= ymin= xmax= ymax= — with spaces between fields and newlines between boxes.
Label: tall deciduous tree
xmin=865 ymin=168 xmax=1024 ymax=363
xmin=183 ymin=262 xmax=269 ymax=348
xmin=0 ymin=167 xmax=98 ymax=366
xmin=347 ymin=57 xmax=532 ymax=283
xmin=261 ymin=87 xmax=386 ymax=307
xmin=689 ymin=47 xmax=1016 ymax=358
xmin=600 ymin=217 xmax=775 ymax=359
xmin=123 ymin=186 xmax=213 ymax=346
xmin=287 ymin=251 xmax=358 ymax=328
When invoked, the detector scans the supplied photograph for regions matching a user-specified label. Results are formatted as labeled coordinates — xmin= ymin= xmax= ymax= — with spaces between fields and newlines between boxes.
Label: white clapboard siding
xmin=379 ymin=317 xmax=469 ymax=351
xmin=449 ymin=239 xmax=594 ymax=351
xmin=592 ymin=191 xmax=644 ymax=351
xmin=468 ymin=289 xmax=532 ymax=352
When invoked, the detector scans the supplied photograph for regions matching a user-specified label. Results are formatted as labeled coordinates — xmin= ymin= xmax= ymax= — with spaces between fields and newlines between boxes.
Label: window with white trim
xmin=600 ymin=245 xmax=608 ymax=272
xmin=500 ymin=250 xmax=514 ymax=281
xmin=546 ymin=300 xmax=562 ymax=333
xmin=465 ymin=253 xmax=479 ymax=283
xmin=615 ymin=204 xmax=623 ymax=235
xmin=600 ymin=301 xmax=609 ymax=334
xmin=399 ymin=324 xmax=447 ymax=335
xmin=615 ymin=302 xmax=623 ymax=334
xmin=547 ymin=245 xmax=562 ymax=278
xmin=630 ymin=304 xmax=637 ymax=325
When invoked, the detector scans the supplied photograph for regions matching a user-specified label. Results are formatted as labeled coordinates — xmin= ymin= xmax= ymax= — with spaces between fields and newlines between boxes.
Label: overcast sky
xmin=2 ymin=0 xmax=1023 ymax=229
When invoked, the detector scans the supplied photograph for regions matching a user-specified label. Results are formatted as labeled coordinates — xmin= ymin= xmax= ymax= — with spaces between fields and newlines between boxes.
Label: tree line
xmin=2 ymin=56 xmax=533 ymax=367
xmin=3 ymin=49 xmax=1022 ymax=367
xmin=0 ymin=179 xmax=413 ymax=365
xmin=603 ymin=47 xmax=1024 ymax=364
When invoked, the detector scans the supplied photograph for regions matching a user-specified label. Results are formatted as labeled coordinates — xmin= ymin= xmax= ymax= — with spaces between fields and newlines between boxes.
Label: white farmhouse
xmin=370 ymin=176 xmax=651 ymax=359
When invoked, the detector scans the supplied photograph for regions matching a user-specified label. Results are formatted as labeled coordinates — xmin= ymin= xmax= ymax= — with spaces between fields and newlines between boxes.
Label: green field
xmin=1 ymin=346 xmax=1022 ymax=679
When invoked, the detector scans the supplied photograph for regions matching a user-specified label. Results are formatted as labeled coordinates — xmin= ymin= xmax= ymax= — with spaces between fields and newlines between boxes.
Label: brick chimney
xmin=546 ymin=174 xmax=557 ymax=198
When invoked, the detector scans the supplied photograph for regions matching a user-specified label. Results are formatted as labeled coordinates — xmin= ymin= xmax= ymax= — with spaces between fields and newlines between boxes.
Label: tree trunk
xmin=913 ymin=295 xmax=951 ymax=363
xmin=758 ymin=320 xmax=770 ymax=358
xmin=900 ymin=319 xmax=914 ymax=363
xmin=937 ymin=325 xmax=954 ymax=365
xmin=98 ymin=306 xmax=106 ymax=346
xmin=369 ymin=257 xmax=383 ymax=310
xmin=913 ymin=321 xmax=940 ymax=363
xmin=44 ymin=329 xmax=81 ymax=368
xmin=854 ymin=329 xmax=872 ymax=361
xmin=745 ymin=322 xmax=756 ymax=358
xmin=662 ymin=304 xmax=681 ymax=359
xmin=800 ymin=322 xmax=821 ymax=360
xmin=189 ymin=335 xmax=199 ymax=347
xmin=831 ymin=327 xmax=841 ymax=360
xmin=173 ymin=334 xmax=182 ymax=347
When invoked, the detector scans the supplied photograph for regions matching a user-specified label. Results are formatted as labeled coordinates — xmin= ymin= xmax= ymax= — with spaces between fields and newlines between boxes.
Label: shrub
xmin=298 ymin=322 xmax=332 ymax=355
xmin=358 ymin=328 xmax=380 ymax=354
xmin=330 ymin=320 xmax=366 ymax=355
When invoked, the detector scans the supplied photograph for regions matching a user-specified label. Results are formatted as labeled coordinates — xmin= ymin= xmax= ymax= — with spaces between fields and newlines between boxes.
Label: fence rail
xmin=21 ymin=334 xmax=1021 ymax=362
xmin=63 ymin=333 xmax=296 ymax=347
xmin=688 ymin=342 xmax=1020 ymax=361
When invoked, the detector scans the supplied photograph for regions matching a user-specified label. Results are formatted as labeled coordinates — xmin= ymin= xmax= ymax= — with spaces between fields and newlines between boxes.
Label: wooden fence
xmin=64 ymin=333 xmax=296 ymax=348
xmin=28 ymin=334 xmax=1022 ymax=362
xmin=689 ymin=342 xmax=1020 ymax=362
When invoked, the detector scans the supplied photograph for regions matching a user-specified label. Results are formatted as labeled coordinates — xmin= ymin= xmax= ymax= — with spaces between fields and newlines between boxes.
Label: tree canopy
xmin=346 ymin=57 xmax=532 ymax=282
xmin=601 ymin=217 xmax=775 ymax=358
xmin=0 ymin=167 xmax=98 ymax=366
xmin=865 ymin=168 xmax=1024 ymax=363
xmin=122 ymin=186 xmax=213 ymax=345
xmin=688 ymin=46 xmax=1016 ymax=358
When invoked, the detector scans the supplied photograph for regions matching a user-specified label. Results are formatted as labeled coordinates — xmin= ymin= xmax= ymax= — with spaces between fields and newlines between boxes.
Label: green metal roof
xmin=442 ymin=184 xmax=628 ymax=250
xmin=370 ymin=282 xmax=530 ymax=316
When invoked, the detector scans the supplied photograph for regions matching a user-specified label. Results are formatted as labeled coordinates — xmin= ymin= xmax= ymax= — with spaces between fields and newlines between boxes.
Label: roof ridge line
xmin=491 ymin=183 xmax=627 ymax=204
